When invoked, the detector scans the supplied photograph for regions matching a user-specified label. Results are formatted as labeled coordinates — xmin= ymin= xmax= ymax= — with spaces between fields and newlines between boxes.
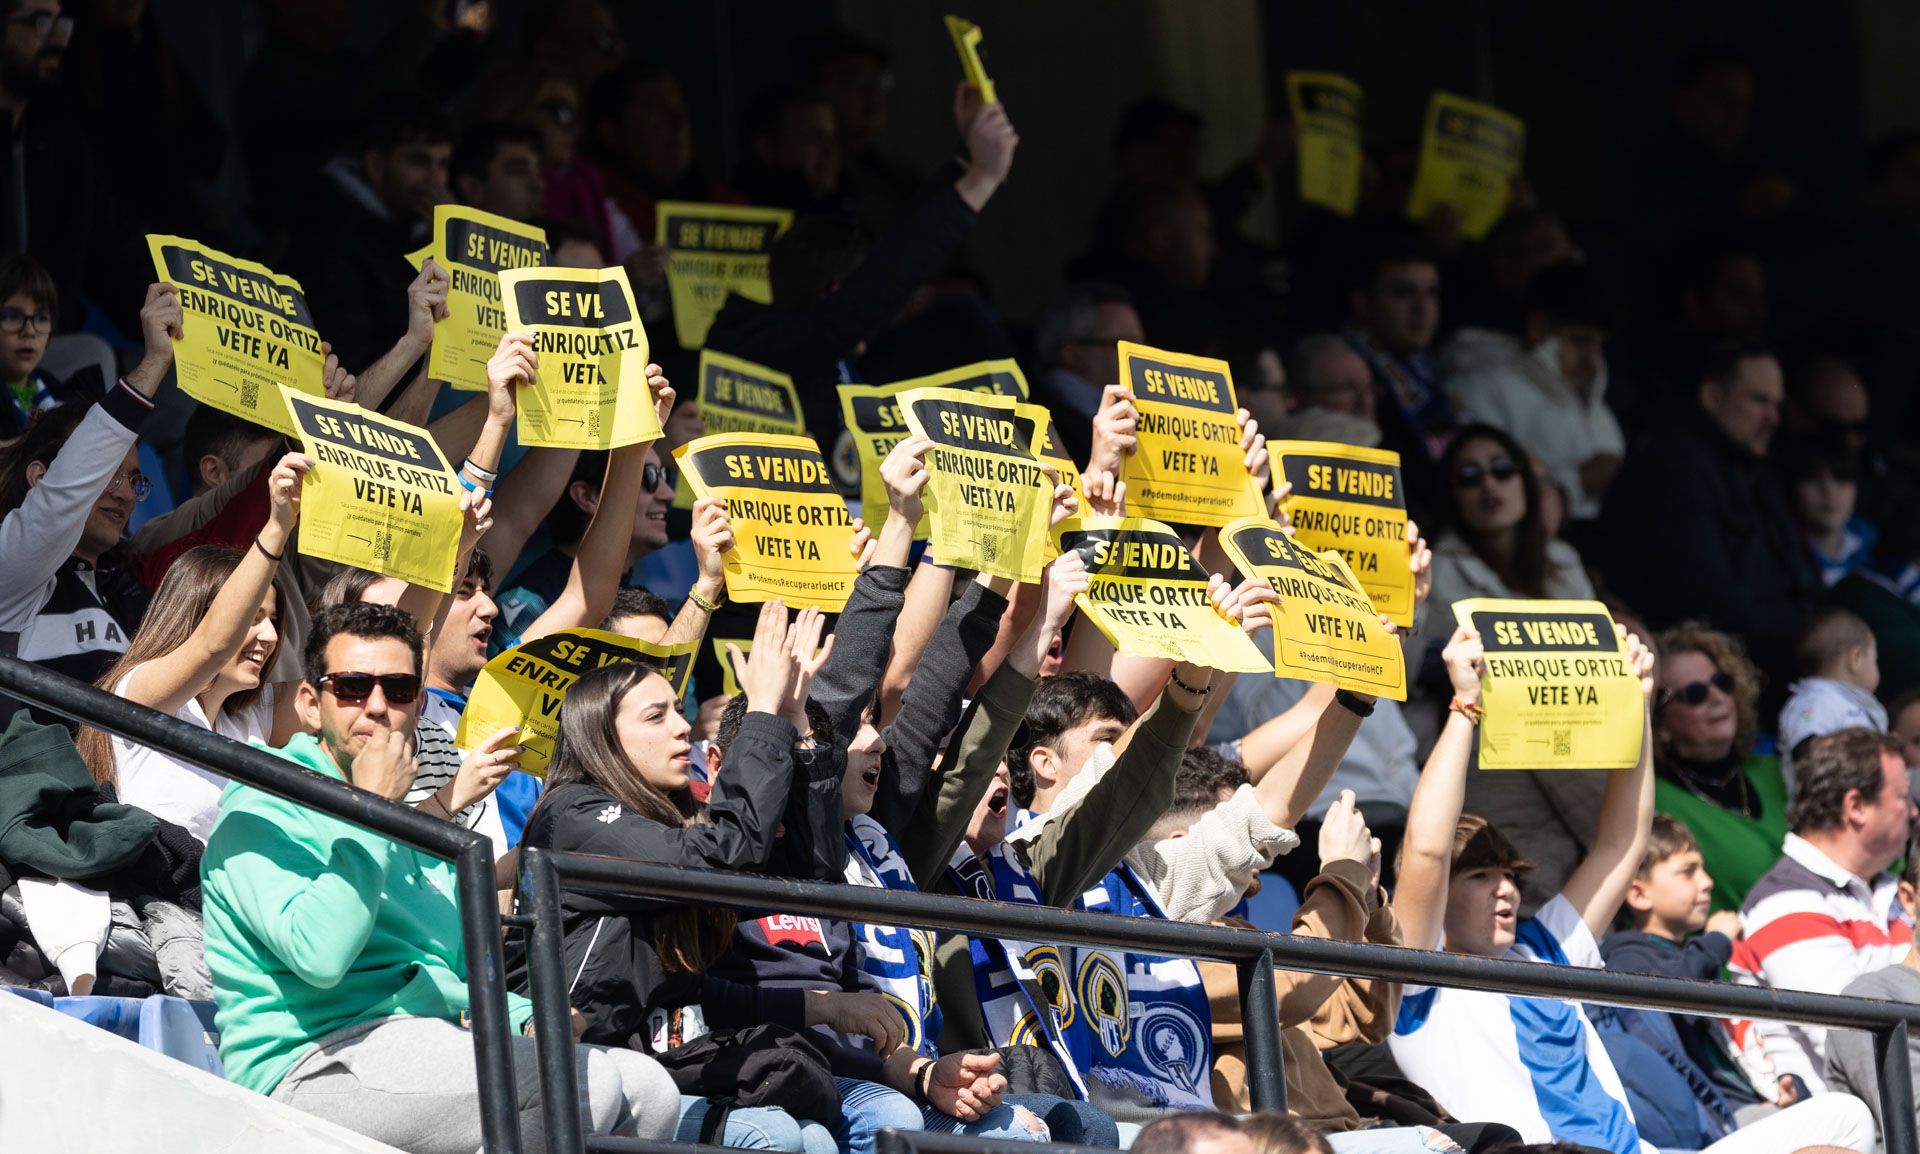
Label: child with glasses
xmin=0 ymin=254 xmax=76 ymax=442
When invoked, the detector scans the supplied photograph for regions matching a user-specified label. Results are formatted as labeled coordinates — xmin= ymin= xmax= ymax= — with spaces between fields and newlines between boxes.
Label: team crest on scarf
xmin=1078 ymin=952 xmax=1129 ymax=1057
xmin=1137 ymin=1005 xmax=1207 ymax=1092
xmin=1023 ymin=944 xmax=1076 ymax=1030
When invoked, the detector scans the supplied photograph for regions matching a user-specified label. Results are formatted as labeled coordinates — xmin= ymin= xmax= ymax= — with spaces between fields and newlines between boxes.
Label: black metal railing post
xmin=522 ymin=849 xmax=586 ymax=1154
xmin=464 ymin=837 xmax=525 ymax=1154
xmin=0 ymin=657 xmax=524 ymax=1154
xmin=1237 ymin=948 xmax=1286 ymax=1113
xmin=1879 ymin=1021 xmax=1916 ymax=1154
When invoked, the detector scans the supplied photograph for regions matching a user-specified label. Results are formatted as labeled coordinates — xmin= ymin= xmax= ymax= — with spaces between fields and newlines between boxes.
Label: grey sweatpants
xmin=270 ymin=1014 xmax=680 ymax=1153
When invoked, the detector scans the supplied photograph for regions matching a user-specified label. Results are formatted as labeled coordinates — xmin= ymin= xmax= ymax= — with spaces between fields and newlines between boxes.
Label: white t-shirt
xmin=1389 ymin=894 xmax=1643 ymax=1153
xmin=111 ymin=670 xmax=274 ymax=844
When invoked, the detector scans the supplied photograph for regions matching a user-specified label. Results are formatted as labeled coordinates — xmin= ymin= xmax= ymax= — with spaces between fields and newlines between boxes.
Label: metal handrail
xmin=8 ymin=653 xmax=1915 ymax=1154
xmin=520 ymin=848 xmax=1920 ymax=1154
xmin=0 ymin=657 xmax=525 ymax=1154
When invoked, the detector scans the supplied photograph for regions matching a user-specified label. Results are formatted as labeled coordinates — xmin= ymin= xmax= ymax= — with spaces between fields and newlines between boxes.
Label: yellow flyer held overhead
xmin=458 ymin=629 xmax=695 ymax=777
xmin=148 ymin=234 xmax=325 ymax=436
xmin=697 ymin=349 xmax=806 ymax=435
xmin=944 ymin=15 xmax=998 ymax=103
xmin=280 ymin=386 xmax=464 ymax=592
xmin=1286 ymin=72 xmax=1364 ymax=218
xmin=1220 ymin=517 xmax=1406 ymax=700
xmin=1273 ymin=440 xmax=1414 ymax=627
xmin=1117 ymin=341 xmax=1263 ymax=527
xmin=675 ymin=432 xmax=859 ymax=612
xmin=673 ymin=349 xmax=809 ymax=510
xmin=899 ymin=386 xmax=1052 ymax=582
xmin=499 ymin=265 xmax=659 ymax=449
xmin=1055 ymin=516 xmax=1270 ymax=673
xmin=1453 ymin=598 xmax=1643 ymax=771
xmin=429 ymin=205 xmax=549 ymax=391
xmin=836 ymin=359 xmax=1028 ymax=532
xmin=714 ymin=637 xmax=750 ymax=698
xmin=657 ymin=201 xmax=793 ymax=349
xmin=1406 ymin=91 xmax=1526 ymax=241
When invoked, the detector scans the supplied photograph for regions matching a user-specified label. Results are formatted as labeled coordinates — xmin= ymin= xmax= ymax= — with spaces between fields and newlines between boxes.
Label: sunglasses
xmin=1660 ymin=670 xmax=1735 ymax=708
xmin=643 ymin=462 xmax=668 ymax=492
xmin=317 ymin=672 xmax=422 ymax=705
xmin=1453 ymin=459 xmax=1521 ymax=489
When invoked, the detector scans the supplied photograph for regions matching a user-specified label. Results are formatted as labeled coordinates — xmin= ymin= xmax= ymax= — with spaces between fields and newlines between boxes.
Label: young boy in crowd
xmin=1393 ymin=625 xmax=1873 ymax=1154
xmin=1596 ymin=816 xmax=1778 ymax=1142
xmin=1778 ymin=608 xmax=1886 ymax=792
xmin=0 ymin=254 xmax=82 ymax=442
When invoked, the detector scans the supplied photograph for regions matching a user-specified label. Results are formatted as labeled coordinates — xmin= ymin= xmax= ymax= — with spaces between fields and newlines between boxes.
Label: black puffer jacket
xmin=507 ymin=711 xmax=844 ymax=1049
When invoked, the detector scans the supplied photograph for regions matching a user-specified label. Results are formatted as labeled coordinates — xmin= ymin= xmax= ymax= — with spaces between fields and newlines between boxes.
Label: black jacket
xmin=704 ymin=168 xmax=977 ymax=455
xmin=1595 ymin=412 xmax=1819 ymax=682
xmin=507 ymin=711 xmax=835 ymax=1049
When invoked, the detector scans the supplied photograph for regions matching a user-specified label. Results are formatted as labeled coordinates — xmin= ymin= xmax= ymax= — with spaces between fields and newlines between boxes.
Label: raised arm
xmin=1559 ymin=628 xmax=1659 ymax=940
xmin=356 ymin=260 xmax=448 ymax=418
xmin=121 ymin=453 xmax=308 ymax=714
xmin=1394 ymin=625 xmax=1483 ymax=953
xmin=0 ymin=284 xmax=175 ymax=619
xmin=523 ymin=365 xmax=674 ymax=641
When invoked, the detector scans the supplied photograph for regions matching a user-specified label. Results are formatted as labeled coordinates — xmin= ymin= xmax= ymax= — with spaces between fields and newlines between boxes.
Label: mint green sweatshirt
xmin=200 ymin=733 xmax=533 ymax=1095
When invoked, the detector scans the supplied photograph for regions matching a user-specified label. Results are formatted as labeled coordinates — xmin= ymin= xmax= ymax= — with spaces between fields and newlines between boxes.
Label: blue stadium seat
xmin=52 ymin=995 xmax=145 ymax=1041
xmin=138 ymin=995 xmax=223 ymax=1077
xmin=1 ymin=985 xmax=53 ymax=1009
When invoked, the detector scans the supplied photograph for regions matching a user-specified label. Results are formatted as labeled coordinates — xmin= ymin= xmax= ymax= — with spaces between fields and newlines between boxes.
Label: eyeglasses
xmin=8 ymin=10 xmax=72 ymax=38
xmin=643 ymin=462 xmax=668 ymax=492
xmin=105 ymin=471 xmax=153 ymax=501
xmin=317 ymin=672 xmax=423 ymax=705
xmin=1453 ymin=459 xmax=1521 ymax=489
xmin=538 ymin=98 xmax=577 ymax=128
xmin=1659 ymin=670 xmax=1735 ymax=708
xmin=0 ymin=307 xmax=51 ymax=334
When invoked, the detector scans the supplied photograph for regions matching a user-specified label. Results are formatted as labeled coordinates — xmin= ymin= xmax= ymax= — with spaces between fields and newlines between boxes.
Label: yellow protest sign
xmin=714 ymin=637 xmax=750 ymax=698
xmin=430 ymin=205 xmax=549 ymax=392
xmin=499 ymin=266 xmax=660 ymax=449
xmin=148 ymin=235 xmax=324 ymax=436
xmin=657 ymin=201 xmax=793 ymax=349
xmin=1453 ymin=598 xmax=1643 ymax=770
xmin=458 ymin=628 xmax=695 ymax=777
xmin=1037 ymin=414 xmax=1083 ymax=497
xmin=899 ymin=386 xmax=1051 ymax=582
xmin=405 ymin=244 xmax=430 ymax=271
xmin=1272 ymin=441 xmax=1413 ymax=628
xmin=1220 ymin=517 xmax=1406 ymax=700
xmin=673 ymin=349 xmax=810 ymax=511
xmin=836 ymin=359 xmax=1028 ymax=532
xmin=1055 ymin=516 xmax=1270 ymax=673
xmin=675 ymin=433 xmax=859 ymax=612
xmin=1117 ymin=341 xmax=1263 ymax=527
xmin=1286 ymin=72 xmax=1364 ymax=218
xmin=944 ymin=15 xmax=998 ymax=103
xmin=279 ymin=387 xmax=464 ymax=592
xmin=1406 ymin=91 xmax=1525 ymax=241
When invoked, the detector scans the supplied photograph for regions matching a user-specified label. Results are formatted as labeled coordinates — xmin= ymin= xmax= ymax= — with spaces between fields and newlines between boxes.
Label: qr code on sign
xmin=587 ymin=409 xmax=602 ymax=440
xmin=240 ymin=381 xmax=260 ymax=410
xmin=1553 ymin=729 xmax=1572 ymax=757
xmin=373 ymin=531 xmax=392 ymax=561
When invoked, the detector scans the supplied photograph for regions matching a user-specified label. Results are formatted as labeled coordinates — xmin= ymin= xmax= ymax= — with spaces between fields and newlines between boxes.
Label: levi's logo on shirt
xmin=759 ymin=913 xmax=827 ymax=950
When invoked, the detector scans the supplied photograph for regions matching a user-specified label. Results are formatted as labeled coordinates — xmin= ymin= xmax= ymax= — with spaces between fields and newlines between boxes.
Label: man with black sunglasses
xmin=200 ymin=601 xmax=682 ymax=1147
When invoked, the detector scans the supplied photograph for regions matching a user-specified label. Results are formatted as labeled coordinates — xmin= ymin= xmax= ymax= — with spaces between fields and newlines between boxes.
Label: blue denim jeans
xmin=676 ymin=1095 xmax=839 ymax=1154
xmin=833 ymin=1077 xmax=1050 ymax=1154
xmin=1002 ymin=1092 xmax=1121 ymax=1146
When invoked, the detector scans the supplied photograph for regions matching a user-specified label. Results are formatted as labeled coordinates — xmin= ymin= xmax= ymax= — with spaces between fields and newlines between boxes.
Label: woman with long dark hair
xmin=1427 ymin=422 xmax=1593 ymax=619
xmin=514 ymin=600 xmax=873 ymax=1153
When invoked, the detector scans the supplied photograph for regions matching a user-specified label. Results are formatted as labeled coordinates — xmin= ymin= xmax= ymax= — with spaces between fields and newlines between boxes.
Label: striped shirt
xmin=1727 ymin=833 xmax=1911 ymax=1089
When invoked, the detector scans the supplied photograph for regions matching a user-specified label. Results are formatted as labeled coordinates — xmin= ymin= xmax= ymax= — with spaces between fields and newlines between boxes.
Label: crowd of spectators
xmin=2 ymin=3 xmax=1920 ymax=1153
